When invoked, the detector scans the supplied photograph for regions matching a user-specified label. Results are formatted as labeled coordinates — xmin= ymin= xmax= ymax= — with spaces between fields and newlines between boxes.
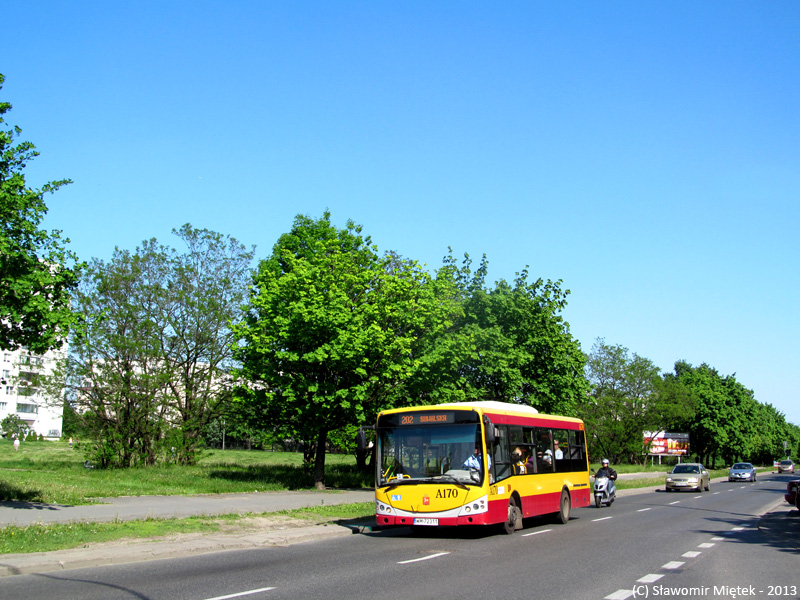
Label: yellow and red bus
xmin=365 ymin=400 xmax=590 ymax=534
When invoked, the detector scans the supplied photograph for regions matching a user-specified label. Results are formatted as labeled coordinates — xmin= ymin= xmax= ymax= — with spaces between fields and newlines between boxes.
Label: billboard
xmin=643 ymin=431 xmax=690 ymax=456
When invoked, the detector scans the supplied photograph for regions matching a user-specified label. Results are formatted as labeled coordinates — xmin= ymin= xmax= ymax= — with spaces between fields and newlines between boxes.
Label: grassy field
xmin=0 ymin=439 xmax=372 ymax=505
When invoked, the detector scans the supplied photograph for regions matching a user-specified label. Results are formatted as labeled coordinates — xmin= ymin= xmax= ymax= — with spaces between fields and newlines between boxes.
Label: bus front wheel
xmin=502 ymin=496 xmax=521 ymax=534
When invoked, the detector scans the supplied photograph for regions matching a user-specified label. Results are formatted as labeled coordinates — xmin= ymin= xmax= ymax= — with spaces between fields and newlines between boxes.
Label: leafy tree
xmin=581 ymin=339 xmax=667 ymax=463
xmin=154 ymin=225 xmax=255 ymax=463
xmin=234 ymin=212 xmax=458 ymax=489
xmin=67 ymin=247 xmax=174 ymax=467
xmin=62 ymin=226 xmax=253 ymax=467
xmin=416 ymin=251 xmax=588 ymax=413
xmin=59 ymin=399 xmax=86 ymax=439
xmin=1 ymin=414 xmax=29 ymax=440
xmin=0 ymin=74 xmax=81 ymax=353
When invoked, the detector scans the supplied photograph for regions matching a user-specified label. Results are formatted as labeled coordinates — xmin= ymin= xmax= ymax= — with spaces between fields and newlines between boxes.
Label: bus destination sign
xmin=399 ymin=411 xmax=455 ymax=426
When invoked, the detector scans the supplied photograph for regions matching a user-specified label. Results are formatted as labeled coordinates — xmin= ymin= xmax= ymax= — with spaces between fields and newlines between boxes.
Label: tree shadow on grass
xmin=0 ymin=480 xmax=46 ymax=503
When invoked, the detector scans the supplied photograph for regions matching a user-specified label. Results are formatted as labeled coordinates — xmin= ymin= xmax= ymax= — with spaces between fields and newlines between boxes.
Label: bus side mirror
xmin=356 ymin=428 xmax=367 ymax=451
xmin=356 ymin=426 xmax=374 ymax=451
xmin=483 ymin=417 xmax=496 ymax=444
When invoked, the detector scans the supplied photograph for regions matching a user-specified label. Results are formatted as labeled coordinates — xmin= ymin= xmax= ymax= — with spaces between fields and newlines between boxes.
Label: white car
xmin=728 ymin=463 xmax=757 ymax=482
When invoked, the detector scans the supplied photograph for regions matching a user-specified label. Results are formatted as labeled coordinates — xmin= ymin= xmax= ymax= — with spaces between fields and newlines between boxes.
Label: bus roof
xmin=379 ymin=401 xmax=584 ymax=425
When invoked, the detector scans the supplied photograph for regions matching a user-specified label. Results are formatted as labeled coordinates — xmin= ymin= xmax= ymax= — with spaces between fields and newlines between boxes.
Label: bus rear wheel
xmin=557 ymin=489 xmax=571 ymax=524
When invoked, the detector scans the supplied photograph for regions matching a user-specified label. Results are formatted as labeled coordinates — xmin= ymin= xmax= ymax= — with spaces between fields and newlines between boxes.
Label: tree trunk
xmin=314 ymin=428 xmax=328 ymax=490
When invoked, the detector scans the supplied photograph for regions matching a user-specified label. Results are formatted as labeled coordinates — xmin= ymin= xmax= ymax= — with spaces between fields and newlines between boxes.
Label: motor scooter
xmin=592 ymin=472 xmax=616 ymax=508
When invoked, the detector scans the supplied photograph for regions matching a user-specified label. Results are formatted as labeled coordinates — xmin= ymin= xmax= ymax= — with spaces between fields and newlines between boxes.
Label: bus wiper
xmin=383 ymin=478 xmax=419 ymax=491
xmin=426 ymin=475 xmax=469 ymax=490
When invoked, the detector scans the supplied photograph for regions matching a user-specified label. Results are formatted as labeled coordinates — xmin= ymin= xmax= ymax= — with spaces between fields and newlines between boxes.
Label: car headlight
xmin=687 ymin=477 xmax=698 ymax=483
xmin=666 ymin=477 xmax=673 ymax=482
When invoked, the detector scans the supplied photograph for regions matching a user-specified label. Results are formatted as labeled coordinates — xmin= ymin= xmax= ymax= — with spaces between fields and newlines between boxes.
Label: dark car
xmin=777 ymin=460 xmax=795 ymax=474
xmin=728 ymin=462 xmax=757 ymax=482
xmin=786 ymin=480 xmax=799 ymax=506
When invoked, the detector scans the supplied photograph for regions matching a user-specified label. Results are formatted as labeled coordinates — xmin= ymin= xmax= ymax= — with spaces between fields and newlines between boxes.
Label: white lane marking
xmin=713 ymin=492 xmax=720 ymax=495
xmin=637 ymin=508 xmax=651 ymax=512
xmin=693 ymin=495 xmax=702 ymax=499
xmin=593 ymin=516 xmax=613 ymax=522
xmin=682 ymin=551 xmax=701 ymax=558
xmin=604 ymin=590 xmax=634 ymax=600
xmin=398 ymin=552 xmax=450 ymax=564
xmin=731 ymin=526 xmax=746 ymax=531
xmin=698 ymin=542 xmax=715 ymax=548
xmin=204 ymin=588 xmax=276 ymax=600
xmin=662 ymin=561 xmax=685 ymax=569
xmin=638 ymin=574 xmax=664 ymax=583
xmin=711 ymin=536 xmax=725 ymax=541
xmin=669 ymin=501 xmax=680 ymax=505
xmin=522 ymin=528 xmax=552 ymax=537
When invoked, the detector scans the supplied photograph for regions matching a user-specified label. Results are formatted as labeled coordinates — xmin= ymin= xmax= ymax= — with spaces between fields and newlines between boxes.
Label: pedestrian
xmin=69 ymin=437 xmax=73 ymax=449
xmin=13 ymin=436 xmax=20 ymax=452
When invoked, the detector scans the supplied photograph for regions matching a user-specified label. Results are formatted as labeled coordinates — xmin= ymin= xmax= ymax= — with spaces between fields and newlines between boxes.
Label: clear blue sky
xmin=4 ymin=2 xmax=799 ymax=426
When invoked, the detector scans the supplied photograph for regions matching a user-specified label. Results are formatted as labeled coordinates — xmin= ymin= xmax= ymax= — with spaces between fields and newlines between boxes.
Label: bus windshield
xmin=377 ymin=422 xmax=486 ymax=487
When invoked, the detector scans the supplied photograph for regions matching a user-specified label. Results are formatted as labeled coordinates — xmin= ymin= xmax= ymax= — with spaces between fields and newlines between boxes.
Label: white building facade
xmin=1 ymin=346 xmax=64 ymax=439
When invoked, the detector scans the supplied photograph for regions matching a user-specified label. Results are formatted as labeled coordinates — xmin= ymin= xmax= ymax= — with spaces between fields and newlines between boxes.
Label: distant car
xmin=786 ymin=480 xmax=799 ymax=506
xmin=728 ymin=462 xmax=757 ymax=482
xmin=777 ymin=460 xmax=795 ymax=474
xmin=665 ymin=463 xmax=710 ymax=492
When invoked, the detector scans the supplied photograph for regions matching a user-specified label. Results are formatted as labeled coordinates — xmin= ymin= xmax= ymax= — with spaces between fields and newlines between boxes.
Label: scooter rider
xmin=597 ymin=458 xmax=617 ymax=482
xmin=594 ymin=458 xmax=618 ymax=506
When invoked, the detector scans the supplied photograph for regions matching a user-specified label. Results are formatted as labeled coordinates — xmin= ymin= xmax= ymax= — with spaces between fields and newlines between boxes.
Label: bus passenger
xmin=512 ymin=447 xmax=527 ymax=474
xmin=554 ymin=440 xmax=564 ymax=459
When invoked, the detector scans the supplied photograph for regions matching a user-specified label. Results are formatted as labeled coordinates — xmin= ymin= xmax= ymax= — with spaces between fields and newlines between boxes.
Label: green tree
xmin=581 ymin=339 xmax=666 ymax=463
xmin=154 ymin=225 xmax=255 ymax=463
xmin=63 ymin=226 xmax=253 ymax=467
xmin=668 ymin=361 xmax=732 ymax=468
xmin=417 ymin=251 xmax=588 ymax=413
xmin=1 ymin=414 xmax=30 ymax=440
xmin=0 ymin=74 xmax=81 ymax=353
xmin=234 ymin=212 xmax=457 ymax=489
xmin=68 ymin=247 xmax=173 ymax=467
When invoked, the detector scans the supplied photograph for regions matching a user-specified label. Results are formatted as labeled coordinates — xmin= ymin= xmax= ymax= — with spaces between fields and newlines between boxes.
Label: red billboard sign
xmin=643 ymin=431 xmax=690 ymax=456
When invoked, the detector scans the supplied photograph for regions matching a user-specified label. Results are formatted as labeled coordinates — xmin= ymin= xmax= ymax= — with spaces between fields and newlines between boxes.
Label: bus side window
xmin=552 ymin=429 xmax=568 ymax=472
xmin=492 ymin=425 xmax=512 ymax=482
xmin=535 ymin=428 xmax=555 ymax=473
xmin=566 ymin=429 xmax=586 ymax=472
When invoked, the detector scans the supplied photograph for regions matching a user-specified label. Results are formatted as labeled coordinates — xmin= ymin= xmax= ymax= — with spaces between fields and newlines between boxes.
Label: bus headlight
xmin=376 ymin=501 xmax=392 ymax=514
xmin=458 ymin=495 xmax=488 ymax=516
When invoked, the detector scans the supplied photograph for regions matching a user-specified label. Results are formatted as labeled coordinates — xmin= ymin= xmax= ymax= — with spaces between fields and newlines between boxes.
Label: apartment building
xmin=0 ymin=346 xmax=65 ymax=439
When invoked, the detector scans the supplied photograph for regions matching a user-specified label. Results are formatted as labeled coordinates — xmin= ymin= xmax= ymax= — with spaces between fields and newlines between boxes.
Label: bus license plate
xmin=413 ymin=518 xmax=438 ymax=526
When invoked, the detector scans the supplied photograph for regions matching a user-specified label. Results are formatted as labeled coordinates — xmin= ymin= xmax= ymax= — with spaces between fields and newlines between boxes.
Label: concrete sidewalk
xmin=0 ymin=489 xmax=375 ymax=527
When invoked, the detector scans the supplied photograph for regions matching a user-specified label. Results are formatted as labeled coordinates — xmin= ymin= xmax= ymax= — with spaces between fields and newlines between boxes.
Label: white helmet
xmin=602 ymin=458 xmax=609 ymax=466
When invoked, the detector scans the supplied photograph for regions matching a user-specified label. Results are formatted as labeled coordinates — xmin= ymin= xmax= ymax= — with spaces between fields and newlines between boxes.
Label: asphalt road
xmin=0 ymin=473 xmax=797 ymax=599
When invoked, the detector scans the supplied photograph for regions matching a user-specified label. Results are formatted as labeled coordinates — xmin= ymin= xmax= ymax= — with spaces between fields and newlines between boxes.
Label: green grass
xmin=0 ymin=501 xmax=375 ymax=555
xmin=0 ymin=440 xmax=372 ymax=505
